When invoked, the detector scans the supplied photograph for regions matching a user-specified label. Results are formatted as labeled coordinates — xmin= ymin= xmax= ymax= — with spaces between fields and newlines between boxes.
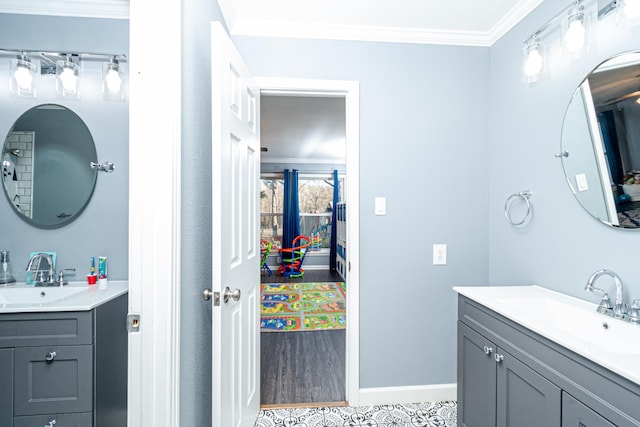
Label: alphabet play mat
xmin=260 ymin=282 xmax=346 ymax=332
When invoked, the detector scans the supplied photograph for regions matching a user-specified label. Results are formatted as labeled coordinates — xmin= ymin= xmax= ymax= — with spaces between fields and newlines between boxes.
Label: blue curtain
xmin=329 ymin=169 xmax=339 ymax=271
xmin=282 ymin=169 xmax=300 ymax=248
xmin=598 ymin=111 xmax=623 ymax=184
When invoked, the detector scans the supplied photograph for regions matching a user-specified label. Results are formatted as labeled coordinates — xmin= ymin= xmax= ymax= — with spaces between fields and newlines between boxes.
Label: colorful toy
xmin=277 ymin=235 xmax=311 ymax=278
xmin=260 ymin=240 xmax=273 ymax=276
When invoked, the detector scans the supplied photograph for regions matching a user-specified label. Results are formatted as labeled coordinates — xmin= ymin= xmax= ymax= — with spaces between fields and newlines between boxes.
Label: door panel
xmin=211 ymin=21 xmax=260 ymax=427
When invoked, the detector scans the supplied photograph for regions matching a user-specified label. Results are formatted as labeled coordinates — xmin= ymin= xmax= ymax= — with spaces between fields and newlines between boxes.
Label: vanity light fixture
xmin=103 ymin=56 xmax=124 ymax=101
xmin=2 ymin=49 xmax=127 ymax=99
xmin=9 ymin=51 xmax=36 ymax=98
xmin=522 ymin=36 xmax=545 ymax=83
xmin=56 ymin=54 xmax=80 ymax=99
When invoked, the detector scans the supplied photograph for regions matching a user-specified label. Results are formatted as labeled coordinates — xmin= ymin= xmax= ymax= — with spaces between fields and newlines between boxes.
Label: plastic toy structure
xmin=260 ymin=240 xmax=273 ymax=276
xmin=278 ymin=235 xmax=311 ymax=278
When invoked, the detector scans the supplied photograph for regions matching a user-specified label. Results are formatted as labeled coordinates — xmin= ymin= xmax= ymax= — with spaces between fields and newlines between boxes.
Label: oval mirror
xmin=560 ymin=51 xmax=640 ymax=229
xmin=1 ymin=104 xmax=97 ymax=228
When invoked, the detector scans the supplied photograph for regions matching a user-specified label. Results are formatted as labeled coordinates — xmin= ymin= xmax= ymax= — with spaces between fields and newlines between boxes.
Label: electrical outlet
xmin=433 ymin=244 xmax=447 ymax=265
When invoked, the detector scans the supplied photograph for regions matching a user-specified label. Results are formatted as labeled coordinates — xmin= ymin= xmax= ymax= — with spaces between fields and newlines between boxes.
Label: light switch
xmin=576 ymin=173 xmax=589 ymax=192
xmin=433 ymin=244 xmax=447 ymax=265
xmin=375 ymin=197 xmax=386 ymax=215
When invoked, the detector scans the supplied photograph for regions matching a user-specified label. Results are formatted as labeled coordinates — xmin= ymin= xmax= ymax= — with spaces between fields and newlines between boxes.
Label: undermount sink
xmin=0 ymin=286 xmax=88 ymax=305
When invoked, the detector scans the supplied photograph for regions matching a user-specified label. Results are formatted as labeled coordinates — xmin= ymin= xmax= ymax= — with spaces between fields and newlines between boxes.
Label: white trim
xmin=358 ymin=384 xmax=458 ymax=406
xmin=256 ymin=77 xmax=360 ymax=406
xmin=128 ymin=0 xmax=181 ymax=425
xmin=226 ymin=0 xmax=543 ymax=47
xmin=0 ymin=0 xmax=129 ymax=19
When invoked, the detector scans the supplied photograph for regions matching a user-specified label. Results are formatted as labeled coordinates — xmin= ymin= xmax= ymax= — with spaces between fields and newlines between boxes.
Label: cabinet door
xmin=562 ymin=392 xmax=615 ymax=427
xmin=0 ymin=348 xmax=13 ymax=426
xmin=496 ymin=348 xmax=561 ymax=427
xmin=458 ymin=322 xmax=497 ymax=427
xmin=14 ymin=345 xmax=93 ymax=416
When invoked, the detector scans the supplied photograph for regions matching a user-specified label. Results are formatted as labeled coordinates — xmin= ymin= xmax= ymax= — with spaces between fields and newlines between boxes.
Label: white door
xmin=211 ymin=22 xmax=261 ymax=427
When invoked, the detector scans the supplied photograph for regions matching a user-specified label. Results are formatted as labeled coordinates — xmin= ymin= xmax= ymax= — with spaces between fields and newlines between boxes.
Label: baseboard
xmin=357 ymin=384 xmax=457 ymax=406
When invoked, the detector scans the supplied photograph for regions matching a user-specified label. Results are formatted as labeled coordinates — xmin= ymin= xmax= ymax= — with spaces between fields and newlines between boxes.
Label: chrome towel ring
xmin=504 ymin=190 xmax=532 ymax=226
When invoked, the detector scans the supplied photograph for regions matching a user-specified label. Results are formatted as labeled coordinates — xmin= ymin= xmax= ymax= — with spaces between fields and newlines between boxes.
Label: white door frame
xmin=128 ymin=0 xmax=182 ymax=425
xmin=257 ymin=77 xmax=361 ymax=406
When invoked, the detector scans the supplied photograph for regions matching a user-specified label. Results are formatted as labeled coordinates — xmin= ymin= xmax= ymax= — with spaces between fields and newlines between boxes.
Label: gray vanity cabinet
xmin=0 ymin=293 xmax=127 ymax=427
xmin=458 ymin=322 xmax=560 ymax=427
xmin=0 ymin=348 xmax=13 ymax=426
xmin=457 ymin=295 xmax=640 ymax=427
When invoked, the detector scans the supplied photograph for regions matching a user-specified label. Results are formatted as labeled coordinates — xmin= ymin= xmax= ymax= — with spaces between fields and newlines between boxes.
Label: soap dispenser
xmin=0 ymin=251 xmax=16 ymax=286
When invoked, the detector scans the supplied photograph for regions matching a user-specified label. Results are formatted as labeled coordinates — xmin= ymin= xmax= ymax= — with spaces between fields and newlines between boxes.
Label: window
xmin=260 ymin=174 xmax=341 ymax=250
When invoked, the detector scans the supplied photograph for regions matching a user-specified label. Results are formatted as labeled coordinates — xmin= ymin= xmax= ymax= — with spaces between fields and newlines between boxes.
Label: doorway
xmin=257 ymin=78 xmax=360 ymax=407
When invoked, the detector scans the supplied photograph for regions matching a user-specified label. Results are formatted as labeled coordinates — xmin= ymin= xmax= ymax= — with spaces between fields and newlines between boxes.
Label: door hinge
xmin=127 ymin=313 xmax=141 ymax=332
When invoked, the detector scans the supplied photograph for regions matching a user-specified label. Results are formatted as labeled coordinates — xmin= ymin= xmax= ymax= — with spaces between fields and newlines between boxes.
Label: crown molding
xmin=224 ymin=0 xmax=543 ymax=47
xmin=0 ymin=0 xmax=128 ymax=19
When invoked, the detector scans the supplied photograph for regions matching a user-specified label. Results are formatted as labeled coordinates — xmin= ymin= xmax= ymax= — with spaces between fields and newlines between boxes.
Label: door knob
xmin=223 ymin=286 xmax=241 ymax=303
xmin=203 ymin=288 xmax=213 ymax=301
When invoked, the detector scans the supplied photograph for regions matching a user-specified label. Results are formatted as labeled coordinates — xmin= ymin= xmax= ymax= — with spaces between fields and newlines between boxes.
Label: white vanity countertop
xmin=453 ymin=285 xmax=640 ymax=386
xmin=0 ymin=280 xmax=128 ymax=313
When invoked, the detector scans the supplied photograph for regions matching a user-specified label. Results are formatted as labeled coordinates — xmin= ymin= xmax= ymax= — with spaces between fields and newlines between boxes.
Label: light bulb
xmin=566 ymin=18 xmax=586 ymax=53
xmin=60 ymin=66 xmax=77 ymax=92
xmin=13 ymin=65 xmax=33 ymax=90
xmin=524 ymin=46 xmax=543 ymax=76
xmin=105 ymin=68 xmax=122 ymax=93
xmin=625 ymin=0 xmax=640 ymax=19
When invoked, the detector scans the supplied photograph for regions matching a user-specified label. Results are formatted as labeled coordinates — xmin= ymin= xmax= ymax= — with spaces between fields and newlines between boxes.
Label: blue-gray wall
xmin=233 ymin=35 xmax=492 ymax=388
xmin=488 ymin=3 xmax=640 ymax=302
xmin=0 ymin=14 xmax=129 ymax=280
xmin=180 ymin=1 xmax=225 ymax=426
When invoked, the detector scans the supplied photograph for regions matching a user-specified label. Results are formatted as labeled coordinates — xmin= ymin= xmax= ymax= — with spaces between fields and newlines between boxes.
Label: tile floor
xmin=254 ymin=401 xmax=457 ymax=426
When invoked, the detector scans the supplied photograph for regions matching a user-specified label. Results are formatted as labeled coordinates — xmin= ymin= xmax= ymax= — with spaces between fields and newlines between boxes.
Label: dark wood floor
xmin=260 ymin=269 xmax=346 ymax=405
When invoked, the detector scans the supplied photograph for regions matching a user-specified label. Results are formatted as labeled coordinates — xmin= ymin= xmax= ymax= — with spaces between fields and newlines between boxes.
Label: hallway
xmin=261 ymin=270 xmax=346 ymax=405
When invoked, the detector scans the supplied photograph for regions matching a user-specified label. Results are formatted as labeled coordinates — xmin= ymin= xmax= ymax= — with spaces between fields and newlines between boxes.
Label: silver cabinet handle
xmin=494 ymin=353 xmax=504 ymax=363
xmin=483 ymin=345 xmax=493 ymax=355
xmin=45 ymin=351 xmax=56 ymax=362
xmin=223 ymin=286 xmax=241 ymax=304
xmin=46 ymin=420 xmax=57 ymax=426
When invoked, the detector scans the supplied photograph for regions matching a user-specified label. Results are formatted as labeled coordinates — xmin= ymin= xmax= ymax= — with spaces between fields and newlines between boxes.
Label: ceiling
xmin=218 ymin=0 xmax=543 ymax=46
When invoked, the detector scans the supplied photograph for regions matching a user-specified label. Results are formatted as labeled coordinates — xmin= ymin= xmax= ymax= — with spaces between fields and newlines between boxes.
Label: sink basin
xmin=0 ymin=286 xmax=88 ymax=305
xmin=497 ymin=295 xmax=640 ymax=356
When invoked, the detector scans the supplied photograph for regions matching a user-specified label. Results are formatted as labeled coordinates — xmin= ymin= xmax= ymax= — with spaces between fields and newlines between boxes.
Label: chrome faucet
xmin=26 ymin=253 xmax=55 ymax=286
xmin=585 ymin=268 xmax=626 ymax=318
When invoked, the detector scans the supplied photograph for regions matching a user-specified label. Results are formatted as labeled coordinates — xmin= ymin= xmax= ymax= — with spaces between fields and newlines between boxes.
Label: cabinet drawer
xmin=14 ymin=411 xmax=93 ymax=427
xmin=562 ymin=392 xmax=615 ymax=427
xmin=14 ymin=345 xmax=93 ymax=415
xmin=0 ymin=311 xmax=92 ymax=348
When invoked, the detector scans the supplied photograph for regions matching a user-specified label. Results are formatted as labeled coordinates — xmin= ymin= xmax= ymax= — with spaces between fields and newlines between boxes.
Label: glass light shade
xmin=562 ymin=4 xmax=590 ymax=60
xmin=102 ymin=59 xmax=125 ymax=101
xmin=56 ymin=60 xmax=80 ymax=99
xmin=522 ymin=39 xmax=545 ymax=83
xmin=9 ymin=55 xmax=36 ymax=98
